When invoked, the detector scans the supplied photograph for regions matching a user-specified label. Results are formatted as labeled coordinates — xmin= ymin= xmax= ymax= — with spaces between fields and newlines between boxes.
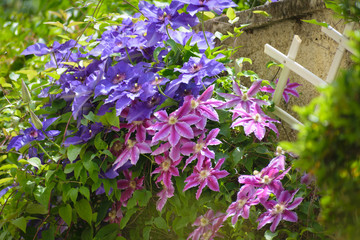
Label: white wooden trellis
xmin=263 ymin=22 xmax=355 ymax=129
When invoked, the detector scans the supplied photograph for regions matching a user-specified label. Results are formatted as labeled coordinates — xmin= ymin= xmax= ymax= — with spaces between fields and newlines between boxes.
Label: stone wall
xmin=201 ymin=0 xmax=354 ymax=140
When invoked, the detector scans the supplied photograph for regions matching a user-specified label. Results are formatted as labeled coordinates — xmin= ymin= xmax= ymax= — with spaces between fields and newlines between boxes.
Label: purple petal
xmin=207 ymin=175 xmax=220 ymax=191
xmin=152 ymin=124 xmax=171 ymax=143
xmin=282 ymin=210 xmax=298 ymax=222
xmin=168 ymin=126 xmax=180 ymax=146
xmin=270 ymin=214 xmax=282 ymax=232
xmin=247 ymin=80 xmax=262 ymax=97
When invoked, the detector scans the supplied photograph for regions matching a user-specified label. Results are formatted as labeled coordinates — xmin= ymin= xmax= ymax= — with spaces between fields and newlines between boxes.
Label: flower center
xmin=237 ymin=199 xmax=247 ymax=209
xmin=129 ymin=180 xmax=137 ymax=190
xmin=109 ymin=209 xmax=117 ymax=220
xmin=132 ymin=121 xmax=143 ymax=126
xmin=147 ymin=96 xmax=160 ymax=107
xmin=116 ymin=41 xmax=123 ymax=47
xmin=168 ymin=116 xmax=177 ymax=125
xmin=253 ymin=170 xmax=260 ymax=175
xmin=253 ymin=113 xmax=262 ymax=122
xmin=131 ymin=83 xmax=142 ymax=93
xmin=127 ymin=139 xmax=136 ymax=148
xmin=241 ymin=93 xmax=249 ymax=101
xmin=30 ymin=130 xmax=38 ymax=138
xmin=261 ymin=175 xmax=271 ymax=184
xmin=112 ymin=141 xmax=123 ymax=152
xmin=113 ymin=73 xmax=126 ymax=84
xmin=192 ymin=63 xmax=202 ymax=73
xmin=201 ymin=230 xmax=213 ymax=240
xmin=273 ymin=203 xmax=285 ymax=214
xmin=194 ymin=142 xmax=204 ymax=153
xmin=199 ymin=170 xmax=210 ymax=180
xmin=191 ymin=99 xmax=199 ymax=109
xmin=152 ymin=76 xmax=163 ymax=85
xmin=275 ymin=146 xmax=284 ymax=156
xmin=200 ymin=217 xmax=209 ymax=227
xmin=161 ymin=159 xmax=171 ymax=171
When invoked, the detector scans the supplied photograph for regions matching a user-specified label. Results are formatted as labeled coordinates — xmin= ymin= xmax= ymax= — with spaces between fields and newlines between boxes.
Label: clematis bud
xmin=21 ymin=79 xmax=31 ymax=104
xmin=30 ymin=110 xmax=43 ymax=130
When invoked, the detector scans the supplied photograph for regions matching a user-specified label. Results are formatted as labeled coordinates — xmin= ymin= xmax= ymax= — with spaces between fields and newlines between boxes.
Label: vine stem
xmin=0 ymin=189 xmax=16 ymax=216
xmin=33 ymin=191 xmax=52 ymax=240
xmin=201 ymin=11 xmax=210 ymax=49
xmin=125 ymin=47 xmax=134 ymax=65
xmin=157 ymin=84 xmax=176 ymax=102
xmin=36 ymin=141 xmax=54 ymax=161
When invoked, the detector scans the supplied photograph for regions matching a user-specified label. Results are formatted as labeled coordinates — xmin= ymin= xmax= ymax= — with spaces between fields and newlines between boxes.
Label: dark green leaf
xmin=75 ymin=198 xmax=92 ymax=225
xmin=94 ymin=224 xmax=119 ymax=240
xmin=67 ymin=144 xmax=82 ymax=163
xmin=154 ymin=217 xmax=167 ymax=230
xmin=95 ymin=133 xmax=108 ymax=150
xmin=59 ymin=204 xmax=72 ymax=226
xmin=11 ymin=217 xmax=27 ymax=233
xmin=26 ymin=203 xmax=48 ymax=215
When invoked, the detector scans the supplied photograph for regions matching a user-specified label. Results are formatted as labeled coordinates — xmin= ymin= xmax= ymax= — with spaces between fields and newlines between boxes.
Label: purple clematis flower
xmin=177 ymin=0 xmax=238 ymax=16
xmin=149 ymin=100 xmax=201 ymax=147
xmin=7 ymin=117 xmax=60 ymax=151
xmin=183 ymin=158 xmax=229 ymax=199
xmin=117 ymin=170 xmax=144 ymax=206
xmin=218 ymin=80 xmax=269 ymax=112
xmin=226 ymin=185 xmax=260 ymax=225
xmin=260 ymin=79 xmax=301 ymax=103
xmin=113 ymin=138 xmax=152 ymax=170
xmin=231 ymin=103 xmax=280 ymax=140
xmin=104 ymin=201 xmax=123 ymax=224
xmin=187 ymin=209 xmax=226 ymax=240
xmin=166 ymin=55 xmax=226 ymax=97
xmin=152 ymin=151 xmax=181 ymax=188
xmin=181 ymin=128 xmax=222 ymax=169
xmin=257 ymin=189 xmax=303 ymax=232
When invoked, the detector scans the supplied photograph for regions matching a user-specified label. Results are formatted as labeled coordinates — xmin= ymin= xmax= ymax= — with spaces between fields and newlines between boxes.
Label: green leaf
xmin=265 ymin=230 xmax=279 ymax=240
xmin=243 ymin=156 xmax=253 ymax=173
xmin=94 ymin=224 xmax=120 ymax=240
xmin=202 ymin=11 xmax=215 ymax=20
xmin=153 ymin=47 xmax=164 ymax=62
xmin=34 ymin=183 xmax=55 ymax=206
xmin=226 ymin=7 xmax=236 ymax=20
xmin=68 ymin=188 xmax=78 ymax=203
xmin=155 ymin=98 xmax=178 ymax=111
xmin=81 ymin=227 xmax=93 ymax=240
xmin=75 ymin=199 xmax=92 ymax=225
xmin=95 ymin=133 xmax=108 ymax=150
xmin=44 ymin=21 xmax=64 ymax=29
xmin=301 ymin=19 xmax=329 ymax=28
xmin=232 ymin=147 xmax=244 ymax=165
xmin=67 ymin=144 xmax=82 ymax=163
xmin=96 ymin=200 xmax=112 ymax=224
xmin=253 ymin=10 xmax=271 ymax=17
xmin=154 ymin=217 xmax=167 ymax=230
xmin=79 ymin=186 xmax=90 ymax=200
xmin=0 ymin=177 xmax=13 ymax=187
xmin=59 ymin=204 xmax=72 ymax=226
xmin=11 ymin=217 xmax=27 ymax=233
xmin=255 ymin=145 xmax=270 ymax=154
xmin=120 ymin=208 xmax=137 ymax=229
xmin=143 ymin=226 xmax=151 ymax=240
xmin=26 ymin=203 xmax=48 ymax=215
xmin=16 ymin=70 xmax=38 ymax=81
xmin=0 ymin=77 xmax=12 ymax=88
xmin=99 ymin=108 xmax=119 ymax=128
xmin=27 ymin=157 xmax=42 ymax=169
xmin=236 ymin=57 xmax=252 ymax=65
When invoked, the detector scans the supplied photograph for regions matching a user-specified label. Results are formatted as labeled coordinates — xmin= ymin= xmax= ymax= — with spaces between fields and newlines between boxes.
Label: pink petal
xmin=179 ymin=114 xmax=201 ymax=125
xmin=175 ymin=122 xmax=194 ymax=139
xmin=154 ymin=110 xmax=168 ymax=122
xmin=207 ymin=175 xmax=220 ymax=191
xmin=270 ymin=214 xmax=282 ymax=232
xmin=196 ymin=181 xmax=207 ymax=199
xmin=181 ymin=142 xmax=196 ymax=155
xmin=130 ymin=147 xmax=140 ymax=165
xmin=232 ymin=81 xmax=242 ymax=96
xmin=287 ymin=197 xmax=303 ymax=210
xmin=247 ymin=80 xmax=262 ymax=97
xmin=282 ymin=210 xmax=298 ymax=222
xmin=183 ymin=178 xmax=199 ymax=191
xmin=198 ymin=85 xmax=214 ymax=101
xmin=136 ymin=142 xmax=152 ymax=153
xmin=198 ymin=105 xmax=218 ymax=121
xmin=169 ymin=144 xmax=181 ymax=161
xmin=152 ymin=124 xmax=171 ymax=143
xmin=168 ymin=126 xmax=180 ymax=146
xmin=254 ymin=123 xmax=266 ymax=140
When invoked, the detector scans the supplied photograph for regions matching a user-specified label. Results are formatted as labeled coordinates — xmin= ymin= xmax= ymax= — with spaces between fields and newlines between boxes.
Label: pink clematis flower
xmin=218 ymin=80 xmax=269 ymax=112
xmin=238 ymin=164 xmax=291 ymax=201
xmin=231 ymin=103 xmax=279 ymax=140
xmin=149 ymin=100 xmax=201 ymax=147
xmin=183 ymin=85 xmax=223 ymax=129
xmin=152 ymin=151 xmax=181 ymax=188
xmin=117 ymin=170 xmax=144 ymax=206
xmin=104 ymin=201 xmax=123 ymax=224
xmin=181 ymin=128 xmax=222 ymax=169
xmin=226 ymin=185 xmax=260 ymax=225
xmin=187 ymin=209 xmax=225 ymax=240
xmin=183 ymin=158 xmax=229 ymax=199
xmin=122 ymin=118 xmax=154 ymax=142
xmin=257 ymin=189 xmax=303 ymax=232
xmin=260 ymin=79 xmax=301 ymax=103
xmin=113 ymin=138 xmax=152 ymax=170
xmin=156 ymin=184 xmax=175 ymax=212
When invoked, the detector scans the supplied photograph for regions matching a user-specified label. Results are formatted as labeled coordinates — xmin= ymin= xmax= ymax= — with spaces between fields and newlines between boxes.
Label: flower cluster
xmin=2 ymin=0 xmax=306 ymax=239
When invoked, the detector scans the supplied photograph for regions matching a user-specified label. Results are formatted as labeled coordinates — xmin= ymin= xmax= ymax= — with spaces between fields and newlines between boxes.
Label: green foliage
xmin=285 ymin=31 xmax=360 ymax=239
